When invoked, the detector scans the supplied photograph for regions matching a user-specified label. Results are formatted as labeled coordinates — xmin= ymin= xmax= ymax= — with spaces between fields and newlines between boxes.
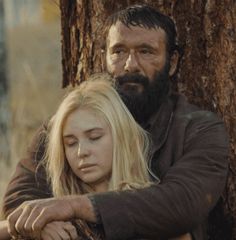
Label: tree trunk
xmin=0 ymin=0 xmax=10 ymax=164
xmin=59 ymin=0 xmax=236 ymax=238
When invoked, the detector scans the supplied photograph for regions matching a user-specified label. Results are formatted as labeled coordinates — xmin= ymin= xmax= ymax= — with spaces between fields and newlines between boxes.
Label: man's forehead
xmin=106 ymin=21 xmax=166 ymax=47
xmin=108 ymin=21 xmax=164 ymax=33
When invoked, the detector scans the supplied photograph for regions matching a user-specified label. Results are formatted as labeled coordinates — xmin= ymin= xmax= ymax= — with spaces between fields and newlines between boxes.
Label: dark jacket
xmin=2 ymin=94 xmax=229 ymax=240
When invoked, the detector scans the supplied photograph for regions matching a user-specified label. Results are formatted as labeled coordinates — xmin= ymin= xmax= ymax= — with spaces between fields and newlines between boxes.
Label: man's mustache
xmin=115 ymin=74 xmax=149 ymax=88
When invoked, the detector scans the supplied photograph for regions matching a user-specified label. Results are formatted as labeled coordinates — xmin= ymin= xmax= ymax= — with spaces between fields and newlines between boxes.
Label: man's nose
xmin=124 ymin=52 xmax=140 ymax=73
xmin=77 ymin=142 xmax=89 ymax=158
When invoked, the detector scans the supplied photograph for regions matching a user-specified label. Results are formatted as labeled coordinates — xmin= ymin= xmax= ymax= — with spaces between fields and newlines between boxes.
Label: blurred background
xmin=0 ymin=0 xmax=66 ymax=205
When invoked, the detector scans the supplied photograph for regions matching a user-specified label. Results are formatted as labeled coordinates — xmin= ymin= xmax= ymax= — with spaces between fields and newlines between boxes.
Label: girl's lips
xmin=78 ymin=163 xmax=96 ymax=171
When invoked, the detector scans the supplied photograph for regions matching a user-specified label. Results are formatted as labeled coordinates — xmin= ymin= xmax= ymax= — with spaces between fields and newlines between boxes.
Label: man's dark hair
xmin=102 ymin=4 xmax=180 ymax=56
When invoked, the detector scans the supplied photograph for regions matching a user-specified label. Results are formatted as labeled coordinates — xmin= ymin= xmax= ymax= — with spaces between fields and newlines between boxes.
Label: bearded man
xmin=3 ymin=5 xmax=229 ymax=240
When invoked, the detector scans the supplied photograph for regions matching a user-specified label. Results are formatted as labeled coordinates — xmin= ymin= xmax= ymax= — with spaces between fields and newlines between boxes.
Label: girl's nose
xmin=77 ymin=142 xmax=89 ymax=158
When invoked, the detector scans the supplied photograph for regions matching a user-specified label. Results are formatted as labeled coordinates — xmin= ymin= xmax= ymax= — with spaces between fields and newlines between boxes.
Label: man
xmin=3 ymin=5 xmax=229 ymax=240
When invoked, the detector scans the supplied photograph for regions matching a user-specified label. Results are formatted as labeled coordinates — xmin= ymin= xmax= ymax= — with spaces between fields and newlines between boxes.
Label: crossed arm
xmin=2 ymin=111 xmax=229 ymax=240
xmin=7 ymin=195 xmax=95 ymax=239
xmin=0 ymin=219 xmax=79 ymax=240
xmin=1 ymin=214 xmax=85 ymax=240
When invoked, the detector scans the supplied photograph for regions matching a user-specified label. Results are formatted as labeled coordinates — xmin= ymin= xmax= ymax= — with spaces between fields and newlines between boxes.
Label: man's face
xmin=106 ymin=21 xmax=169 ymax=91
xmin=105 ymin=22 xmax=171 ymax=123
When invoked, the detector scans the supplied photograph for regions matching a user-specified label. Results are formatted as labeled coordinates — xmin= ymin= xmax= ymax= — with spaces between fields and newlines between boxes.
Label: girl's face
xmin=63 ymin=108 xmax=113 ymax=192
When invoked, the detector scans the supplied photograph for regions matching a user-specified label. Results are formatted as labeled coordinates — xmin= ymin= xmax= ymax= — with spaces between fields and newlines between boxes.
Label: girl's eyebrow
xmin=85 ymin=127 xmax=104 ymax=134
xmin=63 ymin=127 xmax=104 ymax=138
xmin=63 ymin=134 xmax=76 ymax=139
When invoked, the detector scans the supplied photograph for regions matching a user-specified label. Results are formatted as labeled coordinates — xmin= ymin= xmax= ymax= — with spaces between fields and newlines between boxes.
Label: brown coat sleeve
xmin=2 ymin=123 xmax=52 ymax=218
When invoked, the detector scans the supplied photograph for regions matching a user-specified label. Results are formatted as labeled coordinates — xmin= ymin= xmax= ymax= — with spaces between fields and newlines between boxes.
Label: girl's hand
xmin=41 ymin=221 xmax=78 ymax=240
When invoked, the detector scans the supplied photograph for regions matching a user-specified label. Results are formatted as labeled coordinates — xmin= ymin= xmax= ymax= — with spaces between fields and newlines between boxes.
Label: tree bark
xmin=0 ymin=0 xmax=10 ymax=164
xmin=59 ymin=0 xmax=236 ymax=238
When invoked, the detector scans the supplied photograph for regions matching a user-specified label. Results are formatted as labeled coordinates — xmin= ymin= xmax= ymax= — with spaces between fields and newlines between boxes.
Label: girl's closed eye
xmin=89 ymin=134 xmax=103 ymax=141
xmin=64 ymin=137 xmax=78 ymax=147
xmin=67 ymin=141 xmax=77 ymax=147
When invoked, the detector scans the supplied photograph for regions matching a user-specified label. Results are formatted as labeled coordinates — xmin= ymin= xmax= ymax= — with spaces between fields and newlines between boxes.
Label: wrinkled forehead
xmin=106 ymin=21 xmax=167 ymax=49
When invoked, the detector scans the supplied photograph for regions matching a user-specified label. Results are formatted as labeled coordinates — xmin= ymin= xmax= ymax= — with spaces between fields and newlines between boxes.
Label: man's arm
xmin=5 ymin=112 xmax=229 ymax=240
xmin=2 ymin=123 xmax=52 ymax=218
xmin=7 ymin=195 xmax=96 ymax=239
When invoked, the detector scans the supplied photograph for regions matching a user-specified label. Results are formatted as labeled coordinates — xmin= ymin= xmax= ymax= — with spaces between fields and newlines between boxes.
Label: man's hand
xmin=41 ymin=221 xmax=78 ymax=240
xmin=7 ymin=197 xmax=75 ymax=239
xmin=7 ymin=195 xmax=96 ymax=239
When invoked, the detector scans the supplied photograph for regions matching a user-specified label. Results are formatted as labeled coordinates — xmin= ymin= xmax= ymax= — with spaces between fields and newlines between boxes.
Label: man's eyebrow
xmin=110 ymin=43 xmax=126 ymax=49
xmin=137 ymin=43 xmax=155 ymax=49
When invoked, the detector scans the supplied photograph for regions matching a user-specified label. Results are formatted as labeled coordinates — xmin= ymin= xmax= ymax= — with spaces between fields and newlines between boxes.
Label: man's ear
xmin=168 ymin=50 xmax=179 ymax=77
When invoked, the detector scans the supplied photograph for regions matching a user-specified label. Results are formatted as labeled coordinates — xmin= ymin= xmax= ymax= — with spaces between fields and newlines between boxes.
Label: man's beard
xmin=114 ymin=65 xmax=170 ymax=125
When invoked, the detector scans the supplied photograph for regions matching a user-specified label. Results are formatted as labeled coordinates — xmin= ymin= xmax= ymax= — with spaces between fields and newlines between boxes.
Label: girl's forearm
xmin=0 ymin=220 xmax=11 ymax=240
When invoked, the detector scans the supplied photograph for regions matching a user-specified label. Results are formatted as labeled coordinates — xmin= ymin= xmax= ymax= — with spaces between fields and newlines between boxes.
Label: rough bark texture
xmin=59 ymin=0 xmax=236 ymax=238
xmin=0 ymin=0 xmax=10 ymax=164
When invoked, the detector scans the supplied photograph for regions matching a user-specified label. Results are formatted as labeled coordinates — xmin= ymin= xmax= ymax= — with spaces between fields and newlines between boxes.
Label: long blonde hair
xmin=45 ymin=73 xmax=151 ymax=197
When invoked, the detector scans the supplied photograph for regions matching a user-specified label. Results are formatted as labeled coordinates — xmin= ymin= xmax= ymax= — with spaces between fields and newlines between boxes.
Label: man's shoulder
xmin=173 ymin=94 xmax=222 ymax=123
xmin=147 ymin=94 xmax=224 ymax=144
